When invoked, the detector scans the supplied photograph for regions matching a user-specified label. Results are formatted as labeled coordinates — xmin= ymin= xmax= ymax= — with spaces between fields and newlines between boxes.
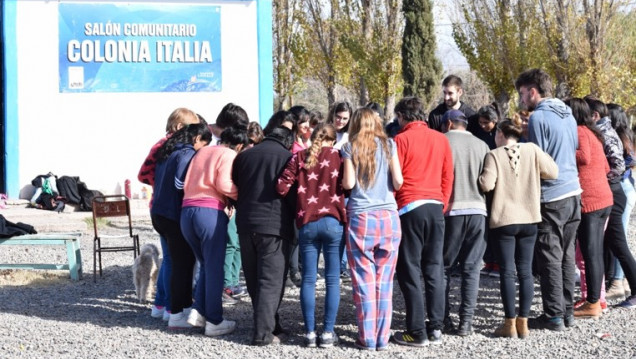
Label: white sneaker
xmin=204 ymin=319 xmax=236 ymax=336
xmin=162 ymin=310 xmax=171 ymax=322
xmin=168 ymin=310 xmax=193 ymax=329
xmin=150 ymin=305 xmax=165 ymax=318
xmin=187 ymin=308 xmax=206 ymax=328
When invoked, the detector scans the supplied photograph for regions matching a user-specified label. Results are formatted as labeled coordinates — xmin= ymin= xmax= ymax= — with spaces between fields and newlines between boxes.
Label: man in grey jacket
xmin=441 ymin=109 xmax=490 ymax=336
xmin=515 ymin=69 xmax=581 ymax=331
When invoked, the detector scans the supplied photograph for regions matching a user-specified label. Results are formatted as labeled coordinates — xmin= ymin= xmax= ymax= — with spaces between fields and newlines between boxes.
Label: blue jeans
xmin=299 ymin=216 xmax=344 ymax=333
xmin=153 ymin=235 xmax=171 ymax=311
xmin=614 ymin=177 xmax=636 ymax=279
xmin=180 ymin=206 xmax=229 ymax=325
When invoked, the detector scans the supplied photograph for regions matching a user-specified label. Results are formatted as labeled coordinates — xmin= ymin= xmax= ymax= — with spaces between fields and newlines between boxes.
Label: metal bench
xmin=0 ymin=233 xmax=83 ymax=281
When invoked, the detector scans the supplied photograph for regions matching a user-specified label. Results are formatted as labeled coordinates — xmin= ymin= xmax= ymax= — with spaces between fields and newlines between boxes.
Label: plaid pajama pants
xmin=346 ymin=209 xmax=401 ymax=348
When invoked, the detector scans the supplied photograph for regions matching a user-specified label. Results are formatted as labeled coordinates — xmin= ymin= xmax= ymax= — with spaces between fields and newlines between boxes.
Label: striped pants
xmin=346 ymin=209 xmax=401 ymax=349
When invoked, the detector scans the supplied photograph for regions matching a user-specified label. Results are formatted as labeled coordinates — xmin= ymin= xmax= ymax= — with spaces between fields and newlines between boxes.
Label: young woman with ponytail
xmin=276 ymin=123 xmax=347 ymax=348
xmin=341 ymin=108 xmax=403 ymax=350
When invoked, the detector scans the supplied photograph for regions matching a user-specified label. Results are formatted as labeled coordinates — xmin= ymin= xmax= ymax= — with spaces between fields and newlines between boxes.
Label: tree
xmin=340 ymin=0 xmax=403 ymax=118
xmin=451 ymin=0 xmax=636 ymax=112
xmin=452 ymin=0 xmax=552 ymax=114
xmin=303 ymin=0 xmax=356 ymax=106
xmin=401 ymin=0 xmax=442 ymax=107
xmin=273 ymin=0 xmax=310 ymax=110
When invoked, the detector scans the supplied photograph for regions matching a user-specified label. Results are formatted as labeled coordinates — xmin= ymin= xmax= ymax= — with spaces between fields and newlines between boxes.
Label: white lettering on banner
xmin=156 ymin=41 xmax=212 ymax=63
xmin=123 ymin=23 xmax=197 ymax=37
xmin=67 ymin=40 xmax=152 ymax=63
xmin=84 ymin=22 xmax=122 ymax=36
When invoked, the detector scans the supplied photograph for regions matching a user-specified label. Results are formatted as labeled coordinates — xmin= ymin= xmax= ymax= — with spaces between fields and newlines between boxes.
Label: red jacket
xmin=576 ymin=126 xmax=613 ymax=213
xmin=394 ymin=121 xmax=454 ymax=211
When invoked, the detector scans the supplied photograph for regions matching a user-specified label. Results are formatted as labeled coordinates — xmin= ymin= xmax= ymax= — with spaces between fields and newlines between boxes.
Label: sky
xmin=433 ymin=0 xmax=470 ymax=72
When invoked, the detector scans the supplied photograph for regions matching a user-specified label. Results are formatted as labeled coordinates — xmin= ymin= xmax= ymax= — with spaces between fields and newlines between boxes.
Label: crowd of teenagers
xmin=137 ymin=68 xmax=636 ymax=350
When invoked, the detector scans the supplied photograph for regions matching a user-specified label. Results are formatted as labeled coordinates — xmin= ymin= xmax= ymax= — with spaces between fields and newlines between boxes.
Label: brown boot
xmin=494 ymin=318 xmax=517 ymax=338
xmin=605 ymin=279 xmax=625 ymax=301
xmin=574 ymin=301 xmax=602 ymax=319
xmin=515 ymin=317 xmax=529 ymax=339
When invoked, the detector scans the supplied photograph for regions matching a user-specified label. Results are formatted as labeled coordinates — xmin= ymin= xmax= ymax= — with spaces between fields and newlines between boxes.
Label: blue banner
xmin=58 ymin=3 xmax=222 ymax=93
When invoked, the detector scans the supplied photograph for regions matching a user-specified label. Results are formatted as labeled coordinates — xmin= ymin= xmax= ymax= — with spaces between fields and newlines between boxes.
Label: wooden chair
xmin=91 ymin=195 xmax=140 ymax=282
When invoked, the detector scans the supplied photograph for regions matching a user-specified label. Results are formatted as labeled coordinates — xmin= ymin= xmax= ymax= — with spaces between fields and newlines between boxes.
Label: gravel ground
xmin=1 ymin=203 xmax=636 ymax=358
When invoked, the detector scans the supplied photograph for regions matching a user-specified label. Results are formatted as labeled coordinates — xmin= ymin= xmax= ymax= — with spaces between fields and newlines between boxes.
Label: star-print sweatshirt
xmin=276 ymin=146 xmax=347 ymax=228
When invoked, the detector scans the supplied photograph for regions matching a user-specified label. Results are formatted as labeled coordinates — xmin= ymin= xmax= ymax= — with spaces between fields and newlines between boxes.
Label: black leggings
xmin=151 ymin=214 xmax=195 ymax=314
xmin=493 ymin=223 xmax=537 ymax=318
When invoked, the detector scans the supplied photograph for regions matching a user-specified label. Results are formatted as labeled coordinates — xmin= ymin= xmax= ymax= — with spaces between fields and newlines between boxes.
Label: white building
xmin=1 ymin=0 xmax=273 ymax=199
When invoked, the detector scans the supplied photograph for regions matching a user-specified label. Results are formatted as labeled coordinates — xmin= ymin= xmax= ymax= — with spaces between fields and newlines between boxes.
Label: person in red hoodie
xmin=391 ymin=96 xmax=454 ymax=347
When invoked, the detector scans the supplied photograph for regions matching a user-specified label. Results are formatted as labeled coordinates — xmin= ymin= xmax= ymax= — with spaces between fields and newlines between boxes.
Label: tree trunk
xmin=384 ymin=94 xmax=396 ymax=124
xmin=327 ymin=73 xmax=336 ymax=106
xmin=494 ymin=91 xmax=510 ymax=118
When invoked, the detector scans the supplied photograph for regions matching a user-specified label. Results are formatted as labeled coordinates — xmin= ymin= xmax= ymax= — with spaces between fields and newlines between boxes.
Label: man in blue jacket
xmin=515 ymin=69 xmax=581 ymax=331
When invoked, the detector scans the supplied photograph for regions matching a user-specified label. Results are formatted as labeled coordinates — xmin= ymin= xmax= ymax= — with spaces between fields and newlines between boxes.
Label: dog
xmin=132 ymin=243 xmax=160 ymax=303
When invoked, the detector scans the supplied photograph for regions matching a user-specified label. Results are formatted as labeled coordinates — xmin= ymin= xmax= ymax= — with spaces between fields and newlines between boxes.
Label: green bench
xmin=0 ymin=233 xmax=83 ymax=281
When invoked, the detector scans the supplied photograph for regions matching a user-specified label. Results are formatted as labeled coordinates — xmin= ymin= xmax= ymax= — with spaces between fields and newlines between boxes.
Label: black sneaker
xmin=528 ymin=314 xmax=565 ymax=331
xmin=455 ymin=320 xmax=473 ymax=336
xmin=428 ymin=329 xmax=443 ymax=345
xmin=563 ymin=314 xmax=575 ymax=328
xmin=391 ymin=331 xmax=428 ymax=347
xmin=442 ymin=317 xmax=455 ymax=334
xmin=318 ymin=331 xmax=339 ymax=348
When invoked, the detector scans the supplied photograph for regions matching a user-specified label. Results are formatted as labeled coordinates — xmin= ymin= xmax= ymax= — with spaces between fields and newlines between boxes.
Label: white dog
xmin=132 ymin=243 xmax=160 ymax=303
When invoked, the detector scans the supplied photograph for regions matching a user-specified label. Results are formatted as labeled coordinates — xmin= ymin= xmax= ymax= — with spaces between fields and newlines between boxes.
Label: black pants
xmin=396 ymin=203 xmax=445 ymax=337
xmin=579 ymin=206 xmax=612 ymax=303
xmin=239 ymin=232 xmax=290 ymax=345
xmin=604 ymin=182 xmax=636 ymax=292
xmin=443 ymin=215 xmax=486 ymax=322
xmin=288 ymin=226 xmax=300 ymax=276
xmin=534 ymin=195 xmax=581 ymax=318
xmin=151 ymin=214 xmax=195 ymax=314
xmin=494 ymin=223 xmax=537 ymax=318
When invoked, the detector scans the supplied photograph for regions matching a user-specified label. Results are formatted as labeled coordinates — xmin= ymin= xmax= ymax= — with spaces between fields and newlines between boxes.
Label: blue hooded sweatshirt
xmin=528 ymin=98 xmax=581 ymax=202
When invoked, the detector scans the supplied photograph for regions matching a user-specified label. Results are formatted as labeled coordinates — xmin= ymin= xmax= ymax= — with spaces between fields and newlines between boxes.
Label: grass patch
xmin=0 ymin=269 xmax=69 ymax=287
xmin=84 ymin=217 xmax=110 ymax=229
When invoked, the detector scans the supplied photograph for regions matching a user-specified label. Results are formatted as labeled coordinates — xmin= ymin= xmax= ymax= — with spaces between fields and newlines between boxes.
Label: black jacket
xmin=428 ymin=102 xmax=477 ymax=133
xmin=232 ymin=137 xmax=294 ymax=239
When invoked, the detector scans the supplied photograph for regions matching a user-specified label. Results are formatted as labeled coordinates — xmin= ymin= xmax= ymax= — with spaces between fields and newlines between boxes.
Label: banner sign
xmin=58 ymin=3 xmax=222 ymax=93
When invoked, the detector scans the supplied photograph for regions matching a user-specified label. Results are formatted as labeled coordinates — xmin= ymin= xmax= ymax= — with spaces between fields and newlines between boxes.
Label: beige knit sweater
xmin=479 ymin=142 xmax=559 ymax=228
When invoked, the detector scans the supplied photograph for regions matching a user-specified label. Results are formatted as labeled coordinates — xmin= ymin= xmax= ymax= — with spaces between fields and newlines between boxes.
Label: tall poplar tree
xmin=401 ymin=0 xmax=441 ymax=106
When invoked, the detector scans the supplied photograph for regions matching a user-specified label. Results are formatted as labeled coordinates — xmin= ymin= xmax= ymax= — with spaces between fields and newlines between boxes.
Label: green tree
xmin=401 ymin=0 xmax=442 ymax=106
xmin=451 ymin=0 xmax=636 ymax=111
xmin=340 ymin=0 xmax=403 ymax=118
xmin=273 ymin=0 xmax=310 ymax=110
xmin=303 ymin=0 xmax=356 ymax=106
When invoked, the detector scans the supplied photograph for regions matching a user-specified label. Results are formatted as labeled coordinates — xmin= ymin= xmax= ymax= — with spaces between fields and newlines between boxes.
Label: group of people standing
xmin=137 ymin=67 xmax=636 ymax=351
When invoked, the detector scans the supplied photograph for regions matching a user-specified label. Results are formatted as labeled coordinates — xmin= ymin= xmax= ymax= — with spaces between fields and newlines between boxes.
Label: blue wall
xmin=257 ymin=0 xmax=273 ymax=126
xmin=2 ymin=0 xmax=19 ymax=199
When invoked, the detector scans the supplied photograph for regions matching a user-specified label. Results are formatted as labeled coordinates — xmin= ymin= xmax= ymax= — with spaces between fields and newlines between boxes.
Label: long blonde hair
xmin=305 ymin=123 xmax=337 ymax=169
xmin=348 ymin=108 xmax=391 ymax=189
